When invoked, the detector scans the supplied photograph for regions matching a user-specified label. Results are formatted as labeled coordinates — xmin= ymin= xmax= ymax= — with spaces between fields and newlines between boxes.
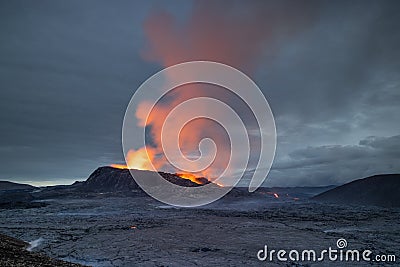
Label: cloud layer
xmin=266 ymin=135 xmax=400 ymax=186
xmin=0 ymin=0 xmax=399 ymax=186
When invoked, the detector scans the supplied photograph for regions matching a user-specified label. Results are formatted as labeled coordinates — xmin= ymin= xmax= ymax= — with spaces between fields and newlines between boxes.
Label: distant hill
xmin=0 ymin=182 xmax=44 ymax=209
xmin=0 ymin=181 xmax=36 ymax=191
xmin=312 ymin=174 xmax=400 ymax=207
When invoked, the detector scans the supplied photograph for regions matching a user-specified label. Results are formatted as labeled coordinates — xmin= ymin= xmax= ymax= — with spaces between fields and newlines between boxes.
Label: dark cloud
xmin=0 ymin=0 xmax=399 ymax=185
xmin=266 ymin=135 xmax=400 ymax=186
xmin=0 ymin=0 xmax=164 ymax=183
xmin=261 ymin=0 xmax=400 ymax=124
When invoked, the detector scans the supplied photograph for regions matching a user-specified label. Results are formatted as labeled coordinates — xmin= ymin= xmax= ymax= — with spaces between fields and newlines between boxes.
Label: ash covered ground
xmin=0 ymin=190 xmax=399 ymax=267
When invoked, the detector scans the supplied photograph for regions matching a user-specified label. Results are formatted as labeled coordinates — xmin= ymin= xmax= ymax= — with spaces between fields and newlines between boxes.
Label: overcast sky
xmin=0 ymin=0 xmax=399 ymax=186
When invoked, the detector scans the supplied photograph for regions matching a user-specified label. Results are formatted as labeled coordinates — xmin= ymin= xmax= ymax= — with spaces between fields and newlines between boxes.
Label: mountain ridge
xmin=0 ymin=181 xmax=37 ymax=191
xmin=312 ymin=174 xmax=400 ymax=207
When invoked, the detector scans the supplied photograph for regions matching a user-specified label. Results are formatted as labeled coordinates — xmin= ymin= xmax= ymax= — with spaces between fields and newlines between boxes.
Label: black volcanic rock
xmin=0 ymin=233 xmax=86 ymax=266
xmin=313 ymin=174 xmax=400 ymax=207
xmin=80 ymin=167 xmax=139 ymax=192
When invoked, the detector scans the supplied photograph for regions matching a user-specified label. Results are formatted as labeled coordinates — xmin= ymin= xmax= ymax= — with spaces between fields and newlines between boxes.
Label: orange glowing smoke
xmin=111 ymin=3 xmax=315 ymax=185
xmin=111 ymin=147 xmax=159 ymax=171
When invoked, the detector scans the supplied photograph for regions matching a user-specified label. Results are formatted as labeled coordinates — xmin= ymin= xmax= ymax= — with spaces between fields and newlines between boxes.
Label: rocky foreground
xmin=0 ymin=233 xmax=86 ymax=267
xmin=1 ymin=170 xmax=399 ymax=266
xmin=0 ymin=196 xmax=398 ymax=266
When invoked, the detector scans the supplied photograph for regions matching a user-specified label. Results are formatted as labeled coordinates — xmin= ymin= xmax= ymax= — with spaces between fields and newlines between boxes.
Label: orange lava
xmin=176 ymin=173 xmax=203 ymax=185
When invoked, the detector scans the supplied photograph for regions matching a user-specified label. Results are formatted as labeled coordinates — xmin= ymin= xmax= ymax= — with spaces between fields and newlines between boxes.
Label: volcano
xmin=1 ymin=167 xmax=211 ymax=206
xmin=29 ymin=166 xmax=212 ymax=200
xmin=80 ymin=166 xmax=209 ymax=193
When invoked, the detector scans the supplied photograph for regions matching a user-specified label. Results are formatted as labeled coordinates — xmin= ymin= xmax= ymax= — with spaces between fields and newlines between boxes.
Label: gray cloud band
xmin=122 ymin=61 xmax=276 ymax=207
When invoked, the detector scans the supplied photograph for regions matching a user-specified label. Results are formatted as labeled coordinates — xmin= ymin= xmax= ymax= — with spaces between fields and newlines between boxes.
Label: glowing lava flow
xmin=176 ymin=173 xmax=203 ymax=184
